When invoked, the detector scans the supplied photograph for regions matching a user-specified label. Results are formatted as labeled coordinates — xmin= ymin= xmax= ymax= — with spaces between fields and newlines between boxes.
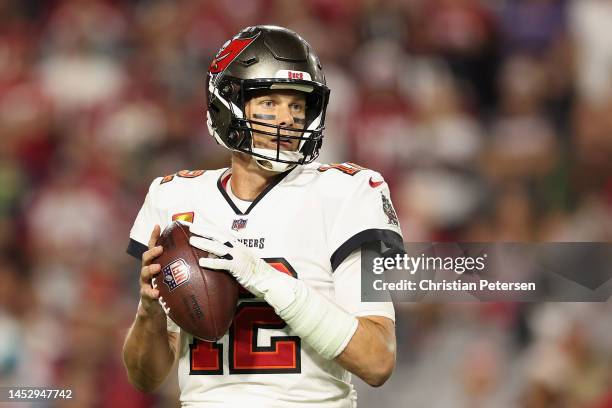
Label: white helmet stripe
xmin=208 ymin=81 xmax=244 ymax=119
xmin=296 ymin=111 xmax=322 ymax=151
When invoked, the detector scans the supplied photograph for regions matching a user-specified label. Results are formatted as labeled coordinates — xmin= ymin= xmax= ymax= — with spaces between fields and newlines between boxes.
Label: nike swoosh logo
xmin=369 ymin=177 xmax=384 ymax=188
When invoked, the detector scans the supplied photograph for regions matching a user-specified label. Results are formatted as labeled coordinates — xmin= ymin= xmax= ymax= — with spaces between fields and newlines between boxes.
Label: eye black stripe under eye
xmin=253 ymin=113 xmax=276 ymax=120
xmin=293 ymin=118 xmax=306 ymax=124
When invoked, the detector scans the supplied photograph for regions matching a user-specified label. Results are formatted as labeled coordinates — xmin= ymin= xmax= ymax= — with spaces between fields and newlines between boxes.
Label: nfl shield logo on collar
xmin=232 ymin=219 xmax=248 ymax=231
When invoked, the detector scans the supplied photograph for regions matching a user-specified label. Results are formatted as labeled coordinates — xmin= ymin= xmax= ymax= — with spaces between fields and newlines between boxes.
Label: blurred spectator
xmin=348 ymin=39 xmax=414 ymax=184
xmin=498 ymin=0 xmax=567 ymax=56
xmin=419 ymin=0 xmax=501 ymax=110
xmin=484 ymin=55 xmax=560 ymax=182
xmin=570 ymin=0 xmax=612 ymax=102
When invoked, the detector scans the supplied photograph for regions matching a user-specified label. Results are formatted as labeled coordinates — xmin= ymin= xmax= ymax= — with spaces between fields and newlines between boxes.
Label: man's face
xmin=244 ymin=90 xmax=307 ymax=151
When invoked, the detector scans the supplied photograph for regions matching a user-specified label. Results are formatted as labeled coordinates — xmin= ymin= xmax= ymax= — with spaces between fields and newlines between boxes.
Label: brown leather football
xmin=153 ymin=221 xmax=239 ymax=341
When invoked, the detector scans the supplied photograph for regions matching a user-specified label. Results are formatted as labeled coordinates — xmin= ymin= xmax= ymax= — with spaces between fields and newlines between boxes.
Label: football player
xmin=123 ymin=25 xmax=404 ymax=407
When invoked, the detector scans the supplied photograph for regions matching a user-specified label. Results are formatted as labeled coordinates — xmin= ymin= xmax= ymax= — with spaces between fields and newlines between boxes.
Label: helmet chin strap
xmin=254 ymin=158 xmax=295 ymax=173
xmin=251 ymin=147 xmax=300 ymax=172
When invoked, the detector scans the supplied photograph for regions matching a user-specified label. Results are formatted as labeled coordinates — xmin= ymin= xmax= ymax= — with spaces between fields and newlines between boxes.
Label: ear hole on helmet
xmin=221 ymin=84 xmax=232 ymax=98
xmin=228 ymin=131 xmax=238 ymax=143
xmin=238 ymin=57 xmax=259 ymax=67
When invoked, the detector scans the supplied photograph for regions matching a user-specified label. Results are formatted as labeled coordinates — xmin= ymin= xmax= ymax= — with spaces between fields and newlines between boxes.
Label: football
xmin=153 ymin=221 xmax=239 ymax=341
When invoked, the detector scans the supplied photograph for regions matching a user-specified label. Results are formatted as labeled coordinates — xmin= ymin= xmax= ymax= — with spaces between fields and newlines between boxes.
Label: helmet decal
xmin=209 ymin=34 xmax=259 ymax=75
xmin=274 ymin=70 xmax=312 ymax=81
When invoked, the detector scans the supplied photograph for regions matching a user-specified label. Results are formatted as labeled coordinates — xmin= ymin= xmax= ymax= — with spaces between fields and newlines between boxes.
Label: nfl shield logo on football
xmin=231 ymin=218 xmax=248 ymax=231
xmin=162 ymin=258 xmax=191 ymax=291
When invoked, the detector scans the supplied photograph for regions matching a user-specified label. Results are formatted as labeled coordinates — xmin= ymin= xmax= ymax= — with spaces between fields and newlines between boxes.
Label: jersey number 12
xmin=189 ymin=258 xmax=301 ymax=375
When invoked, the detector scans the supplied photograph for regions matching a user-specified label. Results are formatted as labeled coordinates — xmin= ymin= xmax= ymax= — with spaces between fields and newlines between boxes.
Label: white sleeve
xmin=127 ymin=177 xmax=166 ymax=260
xmin=131 ymin=182 xmax=177 ymax=333
xmin=166 ymin=317 xmax=180 ymax=333
xmin=333 ymin=250 xmax=395 ymax=322
xmin=328 ymin=171 xmax=404 ymax=271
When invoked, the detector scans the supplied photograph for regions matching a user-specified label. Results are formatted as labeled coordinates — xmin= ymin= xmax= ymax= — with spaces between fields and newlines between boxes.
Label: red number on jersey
xmin=160 ymin=170 xmax=205 ymax=184
xmin=190 ymin=340 xmax=223 ymax=375
xmin=229 ymin=303 xmax=300 ymax=374
xmin=189 ymin=258 xmax=300 ymax=375
xmin=317 ymin=162 xmax=365 ymax=176
xmin=177 ymin=170 xmax=205 ymax=178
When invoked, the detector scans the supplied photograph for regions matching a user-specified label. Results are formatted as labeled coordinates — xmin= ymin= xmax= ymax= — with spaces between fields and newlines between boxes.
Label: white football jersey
xmin=127 ymin=162 xmax=403 ymax=408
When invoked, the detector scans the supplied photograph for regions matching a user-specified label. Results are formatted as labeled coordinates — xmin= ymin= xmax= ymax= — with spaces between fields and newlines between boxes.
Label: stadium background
xmin=1 ymin=0 xmax=611 ymax=406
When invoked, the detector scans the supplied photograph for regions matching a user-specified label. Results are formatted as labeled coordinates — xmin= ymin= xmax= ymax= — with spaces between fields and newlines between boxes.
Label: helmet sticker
xmin=209 ymin=34 xmax=259 ymax=75
xmin=275 ymin=70 xmax=312 ymax=81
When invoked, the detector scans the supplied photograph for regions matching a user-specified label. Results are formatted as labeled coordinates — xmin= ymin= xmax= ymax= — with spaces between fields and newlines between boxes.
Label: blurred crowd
xmin=1 ymin=0 xmax=611 ymax=407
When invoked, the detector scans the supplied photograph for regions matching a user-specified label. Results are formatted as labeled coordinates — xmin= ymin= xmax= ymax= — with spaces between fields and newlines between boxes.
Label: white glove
xmin=188 ymin=223 xmax=298 ymax=310
xmin=187 ymin=222 xmax=358 ymax=360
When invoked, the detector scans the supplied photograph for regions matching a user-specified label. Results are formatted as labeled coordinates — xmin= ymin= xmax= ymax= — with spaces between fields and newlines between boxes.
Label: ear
xmin=244 ymin=99 xmax=251 ymax=119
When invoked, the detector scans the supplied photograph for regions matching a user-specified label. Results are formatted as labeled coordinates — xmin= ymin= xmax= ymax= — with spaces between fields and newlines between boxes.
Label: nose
xmin=277 ymin=104 xmax=294 ymax=127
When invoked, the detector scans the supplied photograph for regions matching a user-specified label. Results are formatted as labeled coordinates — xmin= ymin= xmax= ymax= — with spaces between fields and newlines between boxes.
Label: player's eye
xmin=290 ymin=103 xmax=305 ymax=112
xmin=260 ymin=100 xmax=275 ymax=108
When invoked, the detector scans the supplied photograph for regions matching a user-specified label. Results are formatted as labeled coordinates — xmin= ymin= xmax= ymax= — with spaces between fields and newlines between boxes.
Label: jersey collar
xmin=216 ymin=167 xmax=296 ymax=215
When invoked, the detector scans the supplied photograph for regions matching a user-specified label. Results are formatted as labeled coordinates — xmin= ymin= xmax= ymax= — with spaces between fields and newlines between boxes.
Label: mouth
xmin=252 ymin=128 xmax=301 ymax=151
xmin=278 ymin=138 xmax=293 ymax=148
xmin=267 ymin=136 xmax=295 ymax=150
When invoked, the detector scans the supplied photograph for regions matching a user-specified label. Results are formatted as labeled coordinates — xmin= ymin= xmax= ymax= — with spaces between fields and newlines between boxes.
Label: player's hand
xmin=139 ymin=225 xmax=165 ymax=317
xmin=188 ymin=223 xmax=279 ymax=300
